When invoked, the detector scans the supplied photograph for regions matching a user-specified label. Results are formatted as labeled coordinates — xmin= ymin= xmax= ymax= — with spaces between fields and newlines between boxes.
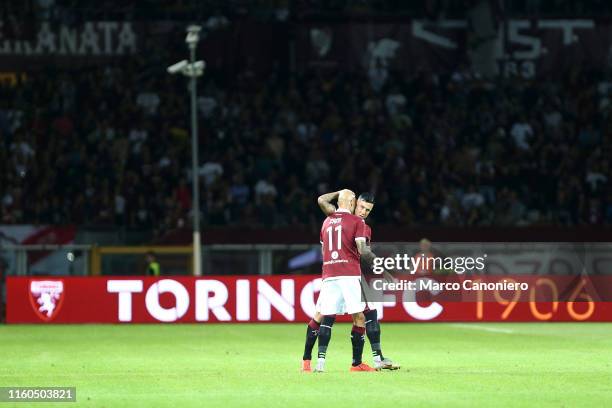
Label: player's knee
xmin=352 ymin=312 xmax=365 ymax=327
xmin=364 ymin=309 xmax=380 ymax=333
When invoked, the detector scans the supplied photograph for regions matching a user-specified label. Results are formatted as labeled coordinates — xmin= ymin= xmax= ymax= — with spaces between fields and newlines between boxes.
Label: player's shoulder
xmin=343 ymin=213 xmax=365 ymax=224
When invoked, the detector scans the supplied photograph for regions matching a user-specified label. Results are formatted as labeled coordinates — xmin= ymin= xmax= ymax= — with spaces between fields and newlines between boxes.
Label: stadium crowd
xmin=1 ymin=47 xmax=611 ymax=234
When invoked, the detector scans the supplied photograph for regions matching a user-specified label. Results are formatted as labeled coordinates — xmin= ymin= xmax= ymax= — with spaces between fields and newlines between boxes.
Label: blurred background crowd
xmin=1 ymin=0 xmax=611 ymax=239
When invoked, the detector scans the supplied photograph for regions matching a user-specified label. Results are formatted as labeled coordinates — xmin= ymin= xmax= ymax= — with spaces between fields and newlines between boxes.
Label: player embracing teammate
xmin=301 ymin=189 xmax=398 ymax=372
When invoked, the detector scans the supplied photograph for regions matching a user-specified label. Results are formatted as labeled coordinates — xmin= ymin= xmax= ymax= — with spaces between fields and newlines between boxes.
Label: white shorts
xmin=315 ymin=276 xmax=365 ymax=315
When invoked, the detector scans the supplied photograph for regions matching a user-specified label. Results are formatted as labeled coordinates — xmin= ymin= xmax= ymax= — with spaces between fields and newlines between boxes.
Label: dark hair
xmin=358 ymin=192 xmax=375 ymax=204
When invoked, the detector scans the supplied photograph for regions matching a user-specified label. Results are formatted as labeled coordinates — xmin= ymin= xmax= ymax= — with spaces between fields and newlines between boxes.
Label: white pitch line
xmin=451 ymin=323 xmax=514 ymax=334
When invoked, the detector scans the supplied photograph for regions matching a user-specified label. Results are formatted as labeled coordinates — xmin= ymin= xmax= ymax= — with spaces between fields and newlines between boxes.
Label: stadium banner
xmin=0 ymin=20 xmax=288 ymax=73
xmin=296 ymin=18 xmax=611 ymax=78
xmin=6 ymin=276 xmax=612 ymax=324
xmin=2 ymin=19 xmax=612 ymax=77
xmin=0 ymin=225 xmax=77 ymax=276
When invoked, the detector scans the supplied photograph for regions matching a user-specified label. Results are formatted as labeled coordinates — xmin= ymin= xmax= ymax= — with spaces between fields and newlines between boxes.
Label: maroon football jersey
xmin=320 ymin=209 xmax=367 ymax=279
xmin=364 ymin=223 xmax=372 ymax=245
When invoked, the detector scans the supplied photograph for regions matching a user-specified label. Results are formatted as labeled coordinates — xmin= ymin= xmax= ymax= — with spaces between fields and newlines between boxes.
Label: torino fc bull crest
xmin=29 ymin=280 xmax=64 ymax=322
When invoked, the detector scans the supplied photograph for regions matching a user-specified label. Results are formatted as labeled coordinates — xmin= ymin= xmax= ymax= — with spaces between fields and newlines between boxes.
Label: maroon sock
xmin=308 ymin=319 xmax=321 ymax=331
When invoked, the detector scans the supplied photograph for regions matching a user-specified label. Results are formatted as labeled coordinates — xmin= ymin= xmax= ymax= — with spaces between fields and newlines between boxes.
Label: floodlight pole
xmin=188 ymin=29 xmax=202 ymax=277
xmin=167 ymin=25 xmax=205 ymax=276
xmin=167 ymin=26 xmax=206 ymax=275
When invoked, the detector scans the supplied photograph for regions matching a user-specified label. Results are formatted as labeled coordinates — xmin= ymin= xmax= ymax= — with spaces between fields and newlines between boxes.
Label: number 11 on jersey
xmin=326 ymin=225 xmax=342 ymax=250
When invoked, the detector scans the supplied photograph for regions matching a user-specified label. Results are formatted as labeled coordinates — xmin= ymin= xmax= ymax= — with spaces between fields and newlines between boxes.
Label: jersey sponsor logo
xmin=29 ymin=280 xmax=64 ymax=322
xmin=323 ymin=259 xmax=349 ymax=265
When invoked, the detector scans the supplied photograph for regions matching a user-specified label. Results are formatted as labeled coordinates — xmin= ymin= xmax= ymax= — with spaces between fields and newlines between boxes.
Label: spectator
xmin=254 ymin=174 xmax=278 ymax=204
xmin=461 ymin=186 xmax=485 ymax=211
xmin=510 ymin=115 xmax=533 ymax=150
xmin=199 ymin=157 xmax=224 ymax=187
xmin=146 ymin=252 xmax=160 ymax=276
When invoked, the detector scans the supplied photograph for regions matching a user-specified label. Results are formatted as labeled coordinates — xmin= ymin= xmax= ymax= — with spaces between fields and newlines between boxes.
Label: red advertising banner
xmin=7 ymin=276 xmax=612 ymax=323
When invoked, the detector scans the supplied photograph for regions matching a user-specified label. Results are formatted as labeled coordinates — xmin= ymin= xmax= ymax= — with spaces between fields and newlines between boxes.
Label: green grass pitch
xmin=1 ymin=323 xmax=611 ymax=407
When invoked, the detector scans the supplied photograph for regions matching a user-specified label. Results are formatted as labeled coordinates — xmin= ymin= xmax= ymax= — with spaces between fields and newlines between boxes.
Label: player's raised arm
xmin=317 ymin=190 xmax=340 ymax=216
